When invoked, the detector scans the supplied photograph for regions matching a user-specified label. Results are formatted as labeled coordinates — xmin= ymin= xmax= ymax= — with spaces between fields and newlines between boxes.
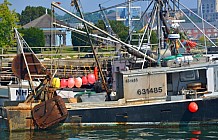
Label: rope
xmin=70 ymin=65 xmax=73 ymax=75
xmin=88 ymin=66 xmax=92 ymax=73
xmin=64 ymin=65 xmax=66 ymax=77
xmin=125 ymin=0 xmax=154 ymax=43
xmin=83 ymin=66 xmax=87 ymax=75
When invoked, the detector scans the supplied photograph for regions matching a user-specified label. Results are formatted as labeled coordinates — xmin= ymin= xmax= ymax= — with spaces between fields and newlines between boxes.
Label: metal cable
xmin=85 ymin=0 xmax=146 ymax=15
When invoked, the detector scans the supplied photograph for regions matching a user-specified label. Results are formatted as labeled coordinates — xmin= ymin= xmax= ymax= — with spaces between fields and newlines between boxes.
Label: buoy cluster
xmin=52 ymin=67 xmax=98 ymax=88
xmin=52 ymin=74 xmax=96 ymax=88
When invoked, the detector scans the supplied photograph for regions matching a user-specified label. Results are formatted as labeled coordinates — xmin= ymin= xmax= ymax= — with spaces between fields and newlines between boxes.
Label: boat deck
xmin=66 ymin=101 xmax=122 ymax=109
xmin=65 ymin=97 xmax=171 ymax=110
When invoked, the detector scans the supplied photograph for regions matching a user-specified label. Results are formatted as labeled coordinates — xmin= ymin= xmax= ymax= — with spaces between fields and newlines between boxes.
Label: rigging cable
xmin=124 ymin=0 xmax=154 ymax=43
xmin=170 ymin=0 xmax=217 ymax=47
xmin=200 ymin=0 xmax=207 ymax=55
xmin=100 ymin=0 xmax=114 ymax=5
xmin=141 ymin=1 xmax=158 ymax=69
xmin=85 ymin=0 xmax=145 ymax=15
xmin=138 ymin=0 xmax=155 ymax=49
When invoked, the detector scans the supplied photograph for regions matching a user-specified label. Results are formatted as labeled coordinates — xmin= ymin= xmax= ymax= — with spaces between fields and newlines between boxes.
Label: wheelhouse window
xmin=180 ymin=70 xmax=199 ymax=82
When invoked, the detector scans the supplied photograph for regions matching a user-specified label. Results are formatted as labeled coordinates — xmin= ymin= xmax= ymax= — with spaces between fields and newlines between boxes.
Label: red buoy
xmin=94 ymin=67 xmax=98 ymax=81
xmin=68 ymin=77 xmax=75 ymax=88
xmin=190 ymin=138 xmax=199 ymax=140
xmin=87 ymin=73 xmax=96 ymax=84
xmin=188 ymin=102 xmax=198 ymax=113
xmin=191 ymin=130 xmax=201 ymax=135
xmin=60 ymin=78 xmax=68 ymax=88
xmin=75 ymin=77 xmax=82 ymax=88
xmin=82 ymin=76 xmax=88 ymax=85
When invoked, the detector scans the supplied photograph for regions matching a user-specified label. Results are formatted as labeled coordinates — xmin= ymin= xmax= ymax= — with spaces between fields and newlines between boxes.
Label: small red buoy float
xmin=82 ymin=76 xmax=88 ymax=85
xmin=87 ymin=73 xmax=96 ymax=84
xmin=75 ymin=77 xmax=82 ymax=88
xmin=60 ymin=78 xmax=68 ymax=88
xmin=188 ymin=102 xmax=198 ymax=113
xmin=68 ymin=77 xmax=75 ymax=88
xmin=191 ymin=130 xmax=201 ymax=135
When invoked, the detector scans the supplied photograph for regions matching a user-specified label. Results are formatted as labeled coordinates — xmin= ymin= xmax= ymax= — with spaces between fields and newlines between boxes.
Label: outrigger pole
xmin=51 ymin=1 xmax=156 ymax=62
xmin=53 ymin=23 xmax=119 ymax=43
xmin=71 ymin=0 xmax=111 ymax=100
xmin=14 ymin=28 xmax=37 ymax=103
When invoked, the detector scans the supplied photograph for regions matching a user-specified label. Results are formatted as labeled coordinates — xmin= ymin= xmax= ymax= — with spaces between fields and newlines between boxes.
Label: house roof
xmin=23 ymin=14 xmax=69 ymax=28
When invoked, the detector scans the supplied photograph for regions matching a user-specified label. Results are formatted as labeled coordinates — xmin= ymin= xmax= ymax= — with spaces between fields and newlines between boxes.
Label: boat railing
xmin=0 ymin=45 xmax=125 ymax=85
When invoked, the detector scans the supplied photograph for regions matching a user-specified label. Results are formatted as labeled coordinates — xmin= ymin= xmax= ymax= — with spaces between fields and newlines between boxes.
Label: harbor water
xmin=1 ymin=126 xmax=218 ymax=139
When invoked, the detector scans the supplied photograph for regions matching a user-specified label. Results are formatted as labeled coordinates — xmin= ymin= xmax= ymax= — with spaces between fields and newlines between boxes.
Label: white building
xmin=197 ymin=0 xmax=218 ymax=21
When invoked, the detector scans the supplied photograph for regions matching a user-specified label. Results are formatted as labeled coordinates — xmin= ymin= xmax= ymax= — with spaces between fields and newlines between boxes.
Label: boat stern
xmin=0 ymin=103 xmax=36 ymax=131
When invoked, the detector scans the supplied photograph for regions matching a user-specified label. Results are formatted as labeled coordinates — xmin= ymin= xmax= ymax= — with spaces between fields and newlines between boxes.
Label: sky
xmin=4 ymin=0 xmax=197 ymax=15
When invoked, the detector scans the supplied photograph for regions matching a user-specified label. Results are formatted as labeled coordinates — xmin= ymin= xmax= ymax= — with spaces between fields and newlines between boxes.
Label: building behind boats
xmin=197 ymin=0 xmax=218 ymax=21
xmin=22 ymin=12 xmax=72 ymax=46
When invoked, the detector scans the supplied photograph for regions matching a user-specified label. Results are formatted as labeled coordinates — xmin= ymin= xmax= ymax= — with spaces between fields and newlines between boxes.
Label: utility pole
xmin=157 ymin=1 xmax=161 ymax=66
xmin=127 ymin=0 xmax=132 ymax=44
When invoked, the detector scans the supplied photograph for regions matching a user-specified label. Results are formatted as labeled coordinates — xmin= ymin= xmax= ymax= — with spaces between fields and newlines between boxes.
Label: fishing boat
xmin=2 ymin=0 xmax=218 ymax=131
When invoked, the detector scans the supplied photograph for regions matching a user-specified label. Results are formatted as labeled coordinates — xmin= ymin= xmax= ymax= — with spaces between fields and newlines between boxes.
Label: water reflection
xmin=1 ymin=126 xmax=218 ymax=140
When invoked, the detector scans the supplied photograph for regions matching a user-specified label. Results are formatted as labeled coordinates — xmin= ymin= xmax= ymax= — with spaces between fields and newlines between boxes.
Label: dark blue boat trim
xmin=64 ymin=97 xmax=218 ymax=126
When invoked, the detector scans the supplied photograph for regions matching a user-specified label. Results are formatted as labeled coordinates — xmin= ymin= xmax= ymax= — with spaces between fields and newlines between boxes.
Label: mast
xmin=99 ymin=4 xmax=116 ymax=36
xmin=72 ymin=0 xmax=111 ymax=100
xmin=127 ymin=0 xmax=132 ymax=44
xmin=51 ymin=1 xmax=156 ymax=62
xmin=200 ymin=0 xmax=207 ymax=55
xmin=197 ymin=0 xmax=202 ymax=16
xmin=157 ymin=0 xmax=162 ymax=65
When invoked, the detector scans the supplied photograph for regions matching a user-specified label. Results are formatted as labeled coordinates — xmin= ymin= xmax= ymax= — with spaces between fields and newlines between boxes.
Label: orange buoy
xmin=75 ymin=77 xmax=82 ymax=88
xmin=68 ymin=77 xmax=75 ymax=88
xmin=60 ymin=78 xmax=68 ymax=88
xmin=188 ymin=102 xmax=198 ymax=113
xmin=94 ymin=67 xmax=98 ymax=81
xmin=82 ymin=76 xmax=88 ymax=85
xmin=87 ymin=73 xmax=96 ymax=84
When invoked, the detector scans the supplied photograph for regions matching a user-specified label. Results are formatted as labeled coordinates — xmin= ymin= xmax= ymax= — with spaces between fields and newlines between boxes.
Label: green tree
xmin=150 ymin=31 xmax=158 ymax=50
xmin=19 ymin=6 xmax=51 ymax=25
xmin=18 ymin=27 xmax=45 ymax=53
xmin=72 ymin=20 xmax=128 ymax=46
xmin=0 ymin=0 xmax=19 ymax=51
xmin=199 ymin=35 xmax=207 ymax=45
xmin=109 ymin=20 xmax=128 ymax=42
xmin=95 ymin=20 xmax=106 ymax=32
xmin=71 ymin=29 xmax=90 ymax=47
xmin=150 ymin=31 xmax=158 ymax=44
xmin=84 ymin=12 xmax=101 ymax=24
xmin=95 ymin=20 xmax=129 ymax=42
